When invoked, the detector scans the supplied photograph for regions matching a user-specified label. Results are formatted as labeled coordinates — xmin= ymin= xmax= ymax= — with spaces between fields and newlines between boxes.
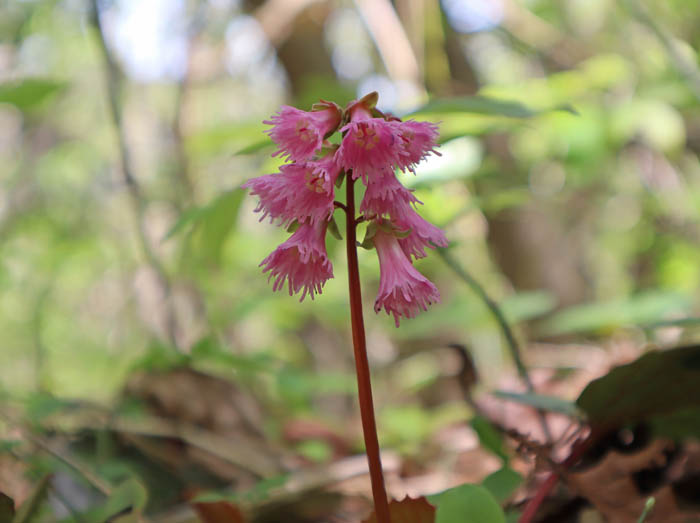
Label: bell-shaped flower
xmin=372 ymin=227 xmax=440 ymax=326
xmin=260 ymin=220 xmax=333 ymax=301
xmin=395 ymin=207 xmax=449 ymax=260
xmin=359 ymin=171 xmax=447 ymax=259
xmin=337 ymin=97 xmax=406 ymax=184
xmin=243 ymin=156 xmax=341 ymax=226
xmin=360 ymin=170 xmax=421 ymax=219
xmin=396 ymin=120 xmax=440 ymax=172
xmin=264 ymin=101 xmax=341 ymax=162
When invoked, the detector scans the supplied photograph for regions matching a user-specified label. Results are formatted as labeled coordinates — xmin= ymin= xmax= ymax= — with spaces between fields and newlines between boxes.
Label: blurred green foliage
xmin=2 ymin=0 xmax=700 ymax=519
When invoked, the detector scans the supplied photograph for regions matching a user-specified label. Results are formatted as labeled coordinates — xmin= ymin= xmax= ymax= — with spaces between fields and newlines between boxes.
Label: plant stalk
xmin=345 ymin=175 xmax=391 ymax=523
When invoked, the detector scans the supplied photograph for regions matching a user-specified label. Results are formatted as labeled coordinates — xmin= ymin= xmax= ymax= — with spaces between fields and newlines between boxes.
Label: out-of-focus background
xmin=2 ymin=0 xmax=700 ymax=521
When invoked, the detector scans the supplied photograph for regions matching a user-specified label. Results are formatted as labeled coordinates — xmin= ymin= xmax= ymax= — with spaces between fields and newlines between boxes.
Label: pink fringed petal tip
xmin=260 ymin=221 xmax=333 ymax=301
xmin=372 ymin=229 xmax=440 ymax=327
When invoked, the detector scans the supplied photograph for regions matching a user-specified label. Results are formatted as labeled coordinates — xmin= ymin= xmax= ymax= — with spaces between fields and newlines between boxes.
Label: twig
xmin=170 ymin=3 xmax=209 ymax=208
xmin=171 ymin=71 xmax=195 ymax=208
xmin=89 ymin=0 xmax=179 ymax=348
xmin=353 ymin=0 xmax=423 ymax=90
xmin=254 ymin=0 xmax=325 ymax=46
xmin=31 ymin=284 xmax=53 ymax=392
xmin=247 ymin=451 xmax=400 ymax=512
xmin=623 ymin=0 xmax=700 ymax=103
xmin=48 ymin=412 xmax=282 ymax=479
xmin=436 ymin=247 xmax=552 ymax=442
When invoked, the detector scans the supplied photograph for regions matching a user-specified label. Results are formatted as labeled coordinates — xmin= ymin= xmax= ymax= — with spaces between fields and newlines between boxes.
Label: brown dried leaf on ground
xmin=0 ymin=453 xmax=32 ymax=509
xmin=566 ymin=438 xmax=700 ymax=523
xmin=125 ymin=368 xmax=264 ymax=438
xmin=362 ymin=496 xmax=436 ymax=523
xmin=122 ymin=367 xmax=280 ymax=482
xmin=191 ymin=499 xmax=247 ymax=523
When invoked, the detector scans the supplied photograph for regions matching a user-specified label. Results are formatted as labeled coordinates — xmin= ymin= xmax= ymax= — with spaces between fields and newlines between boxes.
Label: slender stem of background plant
xmin=345 ymin=175 xmax=391 ymax=523
xmin=90 ymin=0 xmax=179 ymax=349
xmin=636 ymin=497 xmax=656 ymax=523
xmin=170 ymin=3 xmax=208 ymax=209
xmin=518 ymin=431 xmax=596 ymax=523
xmin=32 ymin=283 xmax=52 ymax=392
xmin=623 ymin=0 xmax=700 ymax=103
xmin=518 ymin=470 xmax=559 ymax=523
xmin=437 ymin=248 xmax=553 ymax=442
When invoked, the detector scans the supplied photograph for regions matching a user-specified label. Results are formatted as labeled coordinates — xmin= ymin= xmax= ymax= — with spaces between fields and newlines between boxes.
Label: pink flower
xmin=360 ymin=170 xmax=421 ymax=219
xmin=260 ymin=221 xmax=333 ymax=301
xmin=396 ymin=120 xmax=440 ymax=172
xmin=395 ymin=207 xmax=449 ymax=260
xmin=358 ymin=170 xmax=448 ymax=259
xmin=264 ymin=101 xmax=341 ymax=162
xmin=243 ymin=156 xmax=340 ymax=226
xmin=373 ymin=228 xmax=441 ymax=327
xmin=337 ymin=101 xmax=406 ymax=183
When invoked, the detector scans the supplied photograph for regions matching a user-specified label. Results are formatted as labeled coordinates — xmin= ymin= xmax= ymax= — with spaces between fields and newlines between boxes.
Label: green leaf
xmin=482 ymin=467 xmax=523 ymax=503
xmin=650 ymin=407 xmax=700 ymax=439
xmin=642 ymin=317 xmax=700 ymax=329
xmin=327 ymin=217 xmax=343 ymax=241
xmin=12 ymin=474 xmax=51 ymax=523
xmin=194 ymin=474 xmax=289 ymax=505
xmin=129 ymin=342 xmax=189 ymax=372
xmin=500 ymin=291 xmax=557 ymax=323
xmin=186 ymin=122 xmax=267 ymax=158
xmin=360 ymin=220 xmax=379 ymax=249
xmin=470 ymin=416 xmax=508 ymax=463
xmin=492 ymin=391 xmax=580 ymax=417
xmin=540 ymin=291 xmax=691 ymax=336
xmin=412 ymin=97 xmax=538 ymax=118
xmin=428 ymin=484 xmax=505 ymax=523
xmin=0 ymin=439 xmax=20 ymax=453
xmin=577 ymin=345 xmax=700 ymax=432
xmin=80 ymin=477 xmax=148 ymax=523
xmin=276 ymin=369 xmax=356 ymax=403
xmin=410 ymin=96 xmax=577 ymax=118
xmin=25 ymin=393 xmax=80 ymax=423
xmin=191 ymin=337 xmax=273 ymax=373
xmin=196 ymin=189 xmax=245 ymax=265
xmin=505 ymin=511 xmax=521 ymax=523
xmin=0 ymin=79 xmax=65 ymax=111
xmin=235 ymin=138 xmax=274 ymax=155
xmin=295 ymin=439 xmax=333 ymax=463
xmin=166 ymin=189 xmax=246 ymax=266
xmin=163 ymin=206 xmax=208 ymax=241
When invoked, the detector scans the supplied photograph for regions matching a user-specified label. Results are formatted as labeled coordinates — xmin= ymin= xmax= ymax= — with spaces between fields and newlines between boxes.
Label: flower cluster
xmin=243 ymin=93 xmax=447 ymax=326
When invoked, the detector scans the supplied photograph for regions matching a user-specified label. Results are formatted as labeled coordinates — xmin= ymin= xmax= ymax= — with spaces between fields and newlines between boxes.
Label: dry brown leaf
xmin=567 ymin=439 xmax=700 ymax=523
xmin=191 ymin=500 xmax=247 ymax=523
xmin=362 ymin=496 xmax=436 ymax=523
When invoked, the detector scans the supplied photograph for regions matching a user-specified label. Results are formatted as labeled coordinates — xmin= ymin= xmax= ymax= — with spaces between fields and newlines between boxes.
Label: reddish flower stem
xmin=345 ymin=174 xmax=391 ymax=523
